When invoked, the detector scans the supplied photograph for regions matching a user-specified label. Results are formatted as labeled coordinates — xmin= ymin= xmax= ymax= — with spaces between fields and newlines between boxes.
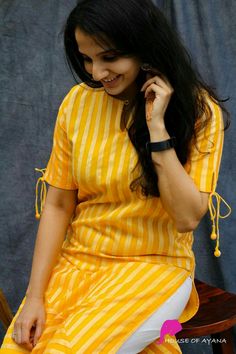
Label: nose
xmin=92 ymin=62 xmax=109 ymax=81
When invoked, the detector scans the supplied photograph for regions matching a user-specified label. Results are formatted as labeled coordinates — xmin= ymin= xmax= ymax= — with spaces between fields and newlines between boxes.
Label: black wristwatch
xmin=146 ymin=137 xmax=177 ymax=152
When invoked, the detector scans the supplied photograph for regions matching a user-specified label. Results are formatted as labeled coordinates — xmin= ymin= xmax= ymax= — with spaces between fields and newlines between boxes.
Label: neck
xmin=114 ymin=82 xmax=138 ymax=103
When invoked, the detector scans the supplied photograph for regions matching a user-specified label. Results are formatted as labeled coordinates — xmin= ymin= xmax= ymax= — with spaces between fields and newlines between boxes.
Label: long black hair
xmin=64 ymin=0 xmax=229 ymax=197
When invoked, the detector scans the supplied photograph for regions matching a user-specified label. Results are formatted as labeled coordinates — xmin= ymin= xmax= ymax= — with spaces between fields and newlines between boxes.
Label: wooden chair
xmin=176 ymin=279 xmax=236 ymax=354
xmin=0 ymin=289 xmax=13 ymax=330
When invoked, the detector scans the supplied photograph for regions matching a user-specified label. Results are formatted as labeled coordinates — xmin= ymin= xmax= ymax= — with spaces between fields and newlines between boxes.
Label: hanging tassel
xmin=208 ymin=191 xmax=231 ymax=257
xmin=35 ymin=168 xmax=47 ymax=219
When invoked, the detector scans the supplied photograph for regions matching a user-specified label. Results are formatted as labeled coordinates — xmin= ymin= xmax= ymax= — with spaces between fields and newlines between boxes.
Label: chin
xmin=104 ymin=86 xmax=124 ymax=96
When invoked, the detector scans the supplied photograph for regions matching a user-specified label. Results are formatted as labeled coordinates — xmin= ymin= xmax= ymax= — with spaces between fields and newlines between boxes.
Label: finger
xmin=146 ymin=99 xmax=153 ymax=121
xmin=15 ymin=328 xmax=21 ymax=344
xmin=33 ymin=321 xmax=43 ymax=347
xmin=141 ymin=76 xmax=161 ymax=92
xmin=145 ymin=82 xmax=174 ymax=99
xmin=141 ymin=75 xmax=170 ymax=92
xmin=148 ymin=73 xmax=172 ymax=87
xmin=13 ymin=323 xmax=21 ymax=344
xmin=21 ymin=321 xmax=33 ymax=348
xmin=23 ymin=342 xmax=33 ymax=351
xmin=144 ymin=84 xmax=166 ymax=99
xmin=11 ymin=328 xmax=17 ymax=343
xmin=154 ymin=74 xmax=172 ymax=87
xmin=145 ymin=90 xmax=156 ymax=121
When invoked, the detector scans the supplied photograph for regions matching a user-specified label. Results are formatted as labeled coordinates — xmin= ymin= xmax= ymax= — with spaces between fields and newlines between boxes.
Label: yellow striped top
xmin=43 ymin=82 xmax=224 ymax=323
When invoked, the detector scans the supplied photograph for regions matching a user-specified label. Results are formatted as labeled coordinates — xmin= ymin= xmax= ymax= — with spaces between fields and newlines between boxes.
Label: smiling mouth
xmin=102 ymin=75 xmax=121 ymax=83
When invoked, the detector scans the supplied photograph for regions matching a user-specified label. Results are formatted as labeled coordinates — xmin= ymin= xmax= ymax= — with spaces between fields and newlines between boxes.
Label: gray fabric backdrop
xmin=0 ymin=1 xmax=235 ymax=352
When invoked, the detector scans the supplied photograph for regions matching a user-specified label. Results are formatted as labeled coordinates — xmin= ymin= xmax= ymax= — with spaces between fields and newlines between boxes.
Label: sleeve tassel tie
xmin=208 ymin=191 xmax=231 ymax=257
xmin=35 ymin=168 xmax=47 ymax=219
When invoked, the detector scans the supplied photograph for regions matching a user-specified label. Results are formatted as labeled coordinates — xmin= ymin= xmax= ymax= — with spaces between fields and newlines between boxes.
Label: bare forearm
xmin=142 ymin=74 xmax=209 ymax=230
xmin=150 ymin=127 xmax=207 ymax=231
xmin=26 ymin=204 xmax=73 ymax=299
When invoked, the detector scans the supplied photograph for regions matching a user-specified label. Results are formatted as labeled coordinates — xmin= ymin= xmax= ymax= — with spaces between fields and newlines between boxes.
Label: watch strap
xmin=146 ymin=137 xmax=177 ymax=152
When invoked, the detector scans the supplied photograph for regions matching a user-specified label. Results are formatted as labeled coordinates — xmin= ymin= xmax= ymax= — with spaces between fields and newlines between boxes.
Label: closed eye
xmin=103 ymin=55 xmax=119 ymax=62
xmin=81 ymin=52 xmax=121 ymax=63
xmin=82 ymin=55 xmax=119 ymax=63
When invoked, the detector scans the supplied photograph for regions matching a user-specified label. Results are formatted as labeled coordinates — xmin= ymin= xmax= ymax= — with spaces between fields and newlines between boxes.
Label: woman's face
xmin=75 ymin=28 xmax=141 ymax=99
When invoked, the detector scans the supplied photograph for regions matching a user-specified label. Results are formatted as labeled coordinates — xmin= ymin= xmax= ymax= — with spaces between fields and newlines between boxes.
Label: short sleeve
xmin=185 ymin=97 xmax=224 ymax=193
xmin=43 ymin=87 xmax=78 ymax=190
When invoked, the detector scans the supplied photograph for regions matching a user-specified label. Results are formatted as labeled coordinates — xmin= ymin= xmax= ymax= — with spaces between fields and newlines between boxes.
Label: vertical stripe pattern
xmin=1 ymin=84 xmax=224 ymax=353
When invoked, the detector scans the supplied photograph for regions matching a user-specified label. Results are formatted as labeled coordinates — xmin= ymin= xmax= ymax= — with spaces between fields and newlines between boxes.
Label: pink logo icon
xmin=156 ymin=319 xmax=182 ymax=344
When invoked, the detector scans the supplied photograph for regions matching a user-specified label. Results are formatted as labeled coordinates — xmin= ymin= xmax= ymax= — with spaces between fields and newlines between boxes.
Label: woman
xmin=1 ymin=0 xmax=230 ymax=353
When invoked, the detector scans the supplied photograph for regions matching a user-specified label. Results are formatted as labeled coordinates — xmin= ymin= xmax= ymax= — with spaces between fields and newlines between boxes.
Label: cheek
xmin=126 ymin=65 xmax=140 ymax=81
xmin=84 ymin=62 xmax=92 ymax=74
xmin=119 ymin=60 xmax=140 ymax=79
xmin=131 ymin=65 xmax=141 ymax=79
xmin=120 ymin=63 xmax=133 ymax=73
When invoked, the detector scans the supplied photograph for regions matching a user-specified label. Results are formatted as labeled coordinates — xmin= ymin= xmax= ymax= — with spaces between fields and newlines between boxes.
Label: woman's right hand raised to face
xmin=12 ymin=297 xmax=45 ymax=350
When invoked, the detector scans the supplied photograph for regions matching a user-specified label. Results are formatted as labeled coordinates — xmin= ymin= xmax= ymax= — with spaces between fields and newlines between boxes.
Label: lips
xmin=101 ymin=75 xmax=121 ymax=88
xmin=103 ymin=75 xmax=119 ymax=83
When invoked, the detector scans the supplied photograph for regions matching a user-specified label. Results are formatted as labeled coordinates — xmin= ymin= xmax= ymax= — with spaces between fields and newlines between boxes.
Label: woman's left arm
xmin=151 ymin=140 xmax=209 ymax=233
xmin=141 ymin=76 xmax=209 ymax=233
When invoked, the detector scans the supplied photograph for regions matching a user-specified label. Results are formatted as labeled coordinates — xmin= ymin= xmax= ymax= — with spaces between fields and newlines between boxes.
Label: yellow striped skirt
xmin=1 ymin=256 xmax=190 ymax=353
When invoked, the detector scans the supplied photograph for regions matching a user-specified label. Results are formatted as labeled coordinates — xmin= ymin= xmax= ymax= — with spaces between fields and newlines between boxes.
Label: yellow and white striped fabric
xmin=1 ymin=83 xmax=224 ymax=353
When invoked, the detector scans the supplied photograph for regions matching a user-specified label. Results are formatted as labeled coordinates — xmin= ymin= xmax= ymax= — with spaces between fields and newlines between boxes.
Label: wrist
xmin=25 ymin=294 xmax=45 ymax=304
xmin=147 ymin=137 xmax=176 ymax=155
xmin=26 ymin=287 xmax=44 ymax=300
xmin=151 ymin=147 xmax=176 ymax=168
xmin=149 ymin=126 xmax=170 ymax=142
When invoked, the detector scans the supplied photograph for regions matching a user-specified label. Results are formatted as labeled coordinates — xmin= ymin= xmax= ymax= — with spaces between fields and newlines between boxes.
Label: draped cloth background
xmin=0 ymin=0 xmax=235 ymax=352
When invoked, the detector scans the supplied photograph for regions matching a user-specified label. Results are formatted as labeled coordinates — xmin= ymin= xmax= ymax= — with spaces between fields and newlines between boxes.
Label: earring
xmin=141 ymin=63 xmax=161 ymax=76
xmin=141 ymin=63 xmax=153 ymax=71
